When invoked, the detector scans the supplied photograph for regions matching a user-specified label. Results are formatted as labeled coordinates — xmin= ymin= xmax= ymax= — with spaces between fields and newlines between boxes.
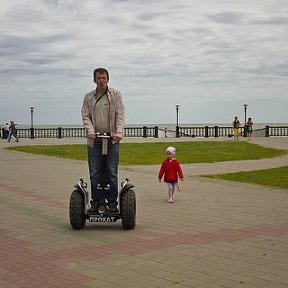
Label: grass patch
xmin=203 ymin=166 xmax=288 ymax=189
xmin=6 ymin=144 xmax=88 ymax=161
xmin=6 ymin=141 xmax=286 ymax=165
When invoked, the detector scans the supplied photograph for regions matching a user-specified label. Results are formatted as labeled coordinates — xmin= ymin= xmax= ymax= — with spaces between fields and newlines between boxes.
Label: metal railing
xmin=265 ymin=125 xmax=288 ymax=137
xmin=124 ymin=126 xmax=158 ymax=138
xmin=179 ymin=126 xmax=236 ymax=138
xmin=1 ymin=125 xmax=287 ymax=139
xmin=1 ymin=126 xmax=159 ymax=139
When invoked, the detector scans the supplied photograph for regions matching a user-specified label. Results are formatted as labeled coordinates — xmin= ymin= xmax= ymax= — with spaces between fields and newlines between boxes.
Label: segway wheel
xmin=69 ymin=190 xmax=86 ymax=229
xmin=121 ymin=189 xmax=136 ymax=230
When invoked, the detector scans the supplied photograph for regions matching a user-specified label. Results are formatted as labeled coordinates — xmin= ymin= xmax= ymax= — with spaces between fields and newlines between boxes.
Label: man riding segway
xmin=69 ymin=68 xmax=136 ymax=230
xmin=82 ymin=68 xmax=124 ymax=213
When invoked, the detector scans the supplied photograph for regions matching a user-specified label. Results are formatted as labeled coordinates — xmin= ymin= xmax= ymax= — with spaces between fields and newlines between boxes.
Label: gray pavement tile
xmin=0 ymin=137 xmax=288 ymax=288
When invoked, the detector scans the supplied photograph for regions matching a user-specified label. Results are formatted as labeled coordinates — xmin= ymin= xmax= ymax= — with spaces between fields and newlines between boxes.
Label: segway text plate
xmin=89 ymin=215 xmax=118 ymax=222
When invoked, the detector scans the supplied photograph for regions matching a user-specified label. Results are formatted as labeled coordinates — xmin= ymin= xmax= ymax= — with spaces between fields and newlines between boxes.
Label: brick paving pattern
xmin=0 ymin=137 xmax=287 ymax=288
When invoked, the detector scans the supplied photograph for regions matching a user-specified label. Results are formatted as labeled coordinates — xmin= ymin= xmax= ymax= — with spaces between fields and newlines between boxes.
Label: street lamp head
xmin=176 ymin=104 xmax=179 ymax=109
xmin=243 ymin=104 xmax=248 ymax=108
xmin=30 ymin=106 xmax=34 ymax=111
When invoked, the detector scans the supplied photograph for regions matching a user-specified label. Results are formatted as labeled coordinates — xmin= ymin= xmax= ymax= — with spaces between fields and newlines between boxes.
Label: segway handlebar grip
xmin=96 ymin=132 xmax=111 ymax=139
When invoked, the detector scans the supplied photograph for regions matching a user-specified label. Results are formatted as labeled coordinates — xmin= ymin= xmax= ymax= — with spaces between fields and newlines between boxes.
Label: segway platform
xmin=69 ymin=176 xmax=136 ymax=229
xmin=69 ymin=133 xmax=136 ymax=230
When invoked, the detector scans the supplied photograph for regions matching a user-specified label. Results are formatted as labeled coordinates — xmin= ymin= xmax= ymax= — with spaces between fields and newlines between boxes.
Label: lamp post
xmin=176 ymin=104 xmax=180 ymax=138
xmin=243 ymin=104 xmax=248 ymax=137
xmin=30 ymin=106 xmax=34 ymax=139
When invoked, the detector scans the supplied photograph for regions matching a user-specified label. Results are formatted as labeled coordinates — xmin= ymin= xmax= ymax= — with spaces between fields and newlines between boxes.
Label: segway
xmin=69 ymin=133 xmax=136 ymax=230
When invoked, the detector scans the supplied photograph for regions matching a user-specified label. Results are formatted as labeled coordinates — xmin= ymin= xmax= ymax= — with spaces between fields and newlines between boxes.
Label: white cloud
xmin=0 ymin=0 xmax=287 ymax=125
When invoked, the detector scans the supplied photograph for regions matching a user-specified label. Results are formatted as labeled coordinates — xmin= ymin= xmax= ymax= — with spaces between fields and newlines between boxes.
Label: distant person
xmin=7 ymin=120 xmax=19 ymax=142
xmin=232 ymin=116 xmax=240 ymax=140
xmin=81 ymin=67 xmax=125 ymax=213
xmin=158 ymin=146 xmax=184 ymax=203
xmin=246 ymin=117 xmax=253 ymax=140
xmin=3 ymin=123 xmax=9 ymax=139
xmin=1 ymin=125 xmax=3 ymax=139
xmin=15 ymin=123 xmax=18 ymax=137
xmin=1 ymin=125 xmax=4 ymax=139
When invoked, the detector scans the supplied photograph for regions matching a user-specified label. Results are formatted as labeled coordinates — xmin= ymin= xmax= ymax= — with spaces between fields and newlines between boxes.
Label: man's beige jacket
xmin=81 ymin=87 xmax=125 ymax=147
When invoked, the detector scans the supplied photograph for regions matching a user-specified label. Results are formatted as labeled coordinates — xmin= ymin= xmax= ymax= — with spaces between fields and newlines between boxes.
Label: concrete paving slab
xmin=0 ymin=137 xmax=287 ymax=288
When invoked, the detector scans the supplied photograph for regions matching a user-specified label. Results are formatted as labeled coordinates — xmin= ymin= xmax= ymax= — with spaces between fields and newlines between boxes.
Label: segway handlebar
xmin=96 ymin=132 xmax=111 ymax=139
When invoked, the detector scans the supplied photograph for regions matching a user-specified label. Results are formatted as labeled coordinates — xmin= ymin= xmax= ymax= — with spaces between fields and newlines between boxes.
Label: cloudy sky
xmin=0 ymin=0 xmax=287 ymax=126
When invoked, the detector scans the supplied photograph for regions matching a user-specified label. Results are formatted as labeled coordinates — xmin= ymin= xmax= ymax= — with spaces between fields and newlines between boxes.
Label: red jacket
xmin=158 ymin=158 xmax=184 ymax=183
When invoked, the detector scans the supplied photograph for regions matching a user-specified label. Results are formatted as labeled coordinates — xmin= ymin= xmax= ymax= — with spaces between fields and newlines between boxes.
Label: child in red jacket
xmin=158 ymin=146 xmax=184 ymax=203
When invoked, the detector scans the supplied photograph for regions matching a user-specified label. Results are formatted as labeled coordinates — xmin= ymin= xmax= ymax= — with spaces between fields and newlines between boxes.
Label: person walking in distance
xmin=81 ymin=68 xmax=125 ymax=213
xmin=246 ymin=117 xmax=253 ymax=140
xmin=232 ymin=116 xmax=240 ymax=140
xmin=158 ymin=147 xmax=184 ymax=203
xmin=7 ymin=120 xmax=19 ymax=142
xmin=3 ymin=123 xmax=9 ymax=139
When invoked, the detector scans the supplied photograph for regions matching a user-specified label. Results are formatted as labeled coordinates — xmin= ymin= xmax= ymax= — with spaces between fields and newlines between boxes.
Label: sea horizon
xmin=5 ymin=122 xmax=288 ymax=131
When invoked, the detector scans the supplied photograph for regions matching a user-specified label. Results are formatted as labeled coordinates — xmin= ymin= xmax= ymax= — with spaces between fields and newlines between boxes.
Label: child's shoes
xmin=168 ymin=198 xmax=174 ymax=203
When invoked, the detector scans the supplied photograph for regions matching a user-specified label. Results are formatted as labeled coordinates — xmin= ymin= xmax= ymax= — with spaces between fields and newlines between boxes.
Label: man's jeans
xmin=88 ymin=138 xmax=119 ymax=206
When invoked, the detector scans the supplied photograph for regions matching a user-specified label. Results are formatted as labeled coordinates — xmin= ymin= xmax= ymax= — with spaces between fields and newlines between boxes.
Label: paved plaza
xmin=0 ymin=137 xmax=287 ymax=288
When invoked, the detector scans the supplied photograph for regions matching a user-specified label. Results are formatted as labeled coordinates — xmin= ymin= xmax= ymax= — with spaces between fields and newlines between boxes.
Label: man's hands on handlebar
xmin=87 ymin=132 xmax=97 ymax=140
xmin=112 ymin=132 xmax=123 ymax=142
xmin=87 ymin=132 xmax=123 ymax=143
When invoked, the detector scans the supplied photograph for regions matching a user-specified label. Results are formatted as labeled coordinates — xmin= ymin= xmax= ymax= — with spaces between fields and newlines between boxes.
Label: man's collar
xmin=96 ymin=87 xmax=108 ymax=96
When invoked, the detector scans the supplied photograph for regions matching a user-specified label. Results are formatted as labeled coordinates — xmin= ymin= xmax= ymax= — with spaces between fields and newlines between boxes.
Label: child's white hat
xmin=166 ymin=146 xmax=176 ymax=156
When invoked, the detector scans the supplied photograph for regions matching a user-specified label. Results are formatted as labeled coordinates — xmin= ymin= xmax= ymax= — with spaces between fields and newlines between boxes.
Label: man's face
xmin=95 ymin=72 xmax=109 ymax=92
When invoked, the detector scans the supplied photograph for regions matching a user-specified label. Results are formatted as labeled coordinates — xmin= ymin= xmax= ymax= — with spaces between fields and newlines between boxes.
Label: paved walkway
xmin=0 ymin=137 xmax=287 ymax=288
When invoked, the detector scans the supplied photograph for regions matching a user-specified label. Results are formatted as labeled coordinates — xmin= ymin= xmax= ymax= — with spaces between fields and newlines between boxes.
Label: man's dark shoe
xmin=109 ymin=204 xmax=118 ymax=213
xmin=88 ymin=205 xmax=99 ymax=214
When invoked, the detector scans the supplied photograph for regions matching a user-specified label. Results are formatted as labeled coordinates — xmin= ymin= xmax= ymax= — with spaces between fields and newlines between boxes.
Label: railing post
xmin=214 ymin=126 xmax=218 ymax=138
xmin=205 ymin=126 xmax=209 ymax=138
xmin=58 ymin=127 xmax=62 ymax=139
xmin=30 ymin=128 xmax=34 ymax=139
xmin=143 ymin=126 xmax=147 ymax=138
xmin=265 ymin=125 xmax=270 ymax=137
xmin=154 ymin=126 xmax=158 ymax=138
xmin=176 ymin=126 xmax=180 ymax=138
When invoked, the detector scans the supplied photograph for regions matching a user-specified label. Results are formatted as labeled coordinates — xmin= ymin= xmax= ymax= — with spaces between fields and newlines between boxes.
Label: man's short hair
xmin=93 ymin=68 xmax=109 ymax=81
